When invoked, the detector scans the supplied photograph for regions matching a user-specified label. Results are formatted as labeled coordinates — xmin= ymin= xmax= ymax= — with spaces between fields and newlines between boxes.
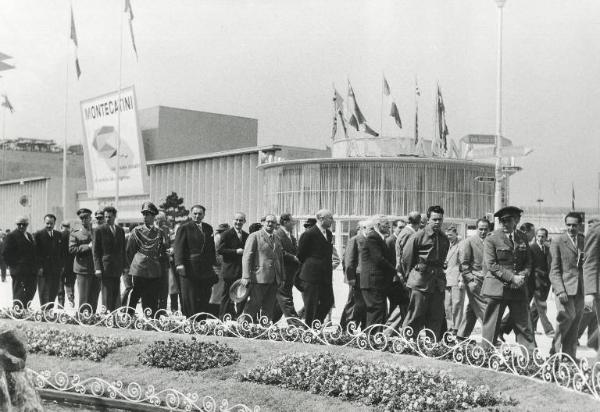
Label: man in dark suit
xmin=584 ymin=220 xmax=600 ymax=360
xmin=2 ymin=216 xmax=38 ymax=308
xmin=34 ymin=214 xmax=64 ymax=309
xmin=401 ymin=206 xmax=450 ymax=340
xmin=57 ymin=221 xmax=75 ymax=308
xmin=480 ymin=206 xmax=534 ymax=351
xmin=297 ymin=209 xmax=335 ymax=327
xmin=360 ymin=215 xmax=396 ymax=327
xmin=273 ymin=213 xmax=300 ymax=321
xmin=174 ymin=204 xmax=218 ymax=318
xmin=385 ymin=218 xmax=409 ymax=326
xmin=549 ymin=212 xmax=585 ymax=358
xmin=93 ymin=206 xmax=127 ymax=312
xmin=529 ymin=228 xmax=554 ymax=336
xmin=217 ymin=212 xmax=249 ymax=319
xmin=340 ymin=222 xmax=367 ymax=330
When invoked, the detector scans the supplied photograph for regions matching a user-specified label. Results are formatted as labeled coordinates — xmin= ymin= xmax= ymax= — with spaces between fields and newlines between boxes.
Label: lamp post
xmin=493 ymin=0 xmax=507 ymax=219
xmin=536 ymin=198 xmax=544 ymax=227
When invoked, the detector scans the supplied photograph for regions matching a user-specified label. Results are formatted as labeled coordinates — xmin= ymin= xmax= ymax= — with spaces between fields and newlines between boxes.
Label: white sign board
xmin=80 ymin=87 xmax=147 ymax=198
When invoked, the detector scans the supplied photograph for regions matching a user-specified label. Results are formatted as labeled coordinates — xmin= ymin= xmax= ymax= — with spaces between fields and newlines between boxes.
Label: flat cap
xmin=494 ymin=206 xmax=523 ymax=219
xmin=76 ymin=208 xmax=92 ymax=216
xmin=141 ymin=201 xmax=159 ymax=215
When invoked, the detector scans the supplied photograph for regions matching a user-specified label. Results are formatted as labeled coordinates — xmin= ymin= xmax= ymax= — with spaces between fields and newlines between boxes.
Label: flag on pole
xmin=436 ymin=84 xmax=449 ymax=151
xmin=347 ymin=80 xmax=379 ymax=137
xmin=124 ymin=0 xmax=138 ymax=59
xmin=70 ymin=6 xmax=81 ymax=79
xmin=332 ymin=88 xmax=348 ymax=139
xmin=571 ymin=182 xmax=575 ymax=210
xmin=382 ymin=76 xmax=402 ymax=129
xmin=1 ymin=95 xmax=14 ymax=113
xmin=414 ymin=79 xmax=420 ymax=145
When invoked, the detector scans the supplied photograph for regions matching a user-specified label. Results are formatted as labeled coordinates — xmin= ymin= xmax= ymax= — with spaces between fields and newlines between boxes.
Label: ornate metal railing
xmin=2 ymin=301 xmax=600 ymax=403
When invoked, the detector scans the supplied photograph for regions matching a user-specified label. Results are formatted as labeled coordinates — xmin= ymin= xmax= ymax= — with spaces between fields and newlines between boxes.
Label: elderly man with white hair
xmin=2 ymin=216 xmax=38 ymax=308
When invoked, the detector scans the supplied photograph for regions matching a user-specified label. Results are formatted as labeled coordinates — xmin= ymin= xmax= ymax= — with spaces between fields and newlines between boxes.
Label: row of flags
xmin=331 ymin=77 xmax=449 ymax=152
xmin=69 ymin=0 xmax=138 ymax=80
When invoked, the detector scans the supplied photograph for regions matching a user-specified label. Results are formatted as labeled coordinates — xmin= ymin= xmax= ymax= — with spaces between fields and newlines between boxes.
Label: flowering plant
xmin=138 ymin=337 xmax=240 ymax=371
xmin=239 ymin=352 xmax=516 ymax=411
xmin=22 ymin=326 xmax=138 ymax=362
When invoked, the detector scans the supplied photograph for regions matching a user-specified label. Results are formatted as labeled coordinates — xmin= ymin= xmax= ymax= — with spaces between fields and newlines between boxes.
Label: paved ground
xmin=0 ymin=270 xmax=596 ymax=360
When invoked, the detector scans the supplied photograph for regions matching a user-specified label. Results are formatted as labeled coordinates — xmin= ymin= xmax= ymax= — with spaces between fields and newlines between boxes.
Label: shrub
xmin=239 ymin=352 xmax=516 ymax=411
xmin=23 ymin=326 xmax=138 ymax=362
xmin=138 ymin=337 xmax=240 ymax=371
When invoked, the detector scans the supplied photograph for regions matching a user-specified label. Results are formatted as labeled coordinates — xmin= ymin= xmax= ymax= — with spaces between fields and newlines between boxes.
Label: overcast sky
xmin=1 ymin=0 xmax=599 ymax=208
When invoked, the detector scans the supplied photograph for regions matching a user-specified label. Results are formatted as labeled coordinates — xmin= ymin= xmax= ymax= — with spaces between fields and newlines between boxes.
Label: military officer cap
xmin=141 ymin=201 xmax=159 ymax=215
xmin=95 ymin=209 xmax=105 ymax=218
xmin=493 ymin=206 xmax=523 ymax=220
xmin=76 ymin=208 xmax=92 ymax=217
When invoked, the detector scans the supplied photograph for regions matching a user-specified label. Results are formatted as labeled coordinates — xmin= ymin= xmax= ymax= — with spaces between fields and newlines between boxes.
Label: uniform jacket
xmin=402 ymin=226 xmax=450 ymax=293
xmin=297 ymin=225 xmax=334 ymax=284
xmin=93 ymin=224 xmax=127 ymax=278
xmin=530 ymin=241 xmax=552 ymax=300
xmin=481 ymin=229 xmax=532 ymax=300
xmin=217 ymin=227 xmax=249 ymax=281
xmin=274 ymin=227 xmax=299 ymax=281
xmin=445 ymin=240 xmax=461 ymax=287
xmin=34 ymin=229 xmax=64 ymax=275
xmin=69 ymin=227 xmax=94 ymax=275
xmin=550 ymin=233 xmax=584 ymax=297
xmin=241 ymin=229 xmax=283 ymax=284
xmin=359 ymin=231 xmax=396 ymax=290
xmin=460 ymin=235 xmax=486 ymax=284
xmin=174 ymin=221 xmax=217 ymax=282
xmin=126 ymin=224 xmax=165 ymax=279
xmin=2 ymin=229 xmax=38 ymax=275
xmin=583 ymin=222 xmax=600 ymax=295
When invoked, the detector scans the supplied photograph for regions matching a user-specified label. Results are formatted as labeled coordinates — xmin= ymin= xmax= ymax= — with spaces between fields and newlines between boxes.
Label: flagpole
xmin=62 ymin=3 xmax=71 ymax=222
xmin=380 ymin=74 xmax=384 ymax=138
xmin=414 ymin=76 xmax=419 ymax=148
xmin=115 ymin=1 xmax=125 ymax=211
xmin=1 ymin=104 xmax=5 ymax=180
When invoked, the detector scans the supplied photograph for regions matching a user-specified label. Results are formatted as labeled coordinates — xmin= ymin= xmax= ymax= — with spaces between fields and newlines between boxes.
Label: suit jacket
xmin=385 ymin=233 xmax=397 ymax=265
xmin=2 ymin=229 xmax=38 ymax=275
xmin=395 ymin=226 xmax=416 ymax=272
xmin=550 ymin=233 xmax=584 ymax=297
xmin=344 ymin=232 xmax=366 ymax=284
xmin=297 ymin=225 xmax=334 ymax=284
xmin=445 ymin=241 xmax=461 ymax=286
xmin=481 ymin=229 xmax=532 ymax=300
xmin=402 ymin=226 xmax=450 ymax=293
xmin=359 ymin=231 xmax=396 ymax=290
xmin=93 ymin=224 xmax=127 ymax=278
xmin=174 ymin=221 xmax=217 ymax=282
xmin=34 ymin=229 xmax=64 ymax=275
xmin=69 ymin=227 xmax=94 ymax=275
xmin=241 ymin=229 xmax=283 ymax=284
xmin=274 ymin=228 xmax=299 ymax=281
xmin=460 ymin=235 xmax=485 ymax=284
xmin=530 ymin=241 xmax=552 ymax=300
xmin=584 ymin=223 xmax=600 ymax=295
xmin=217 ymin=227 xmax=249 ymax=281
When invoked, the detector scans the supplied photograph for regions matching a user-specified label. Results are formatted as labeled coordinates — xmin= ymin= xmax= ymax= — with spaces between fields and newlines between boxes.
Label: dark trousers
xmin=219 ymin=278 xmax=246 ymax=320
xmin=11 ymin=271 xmax=37 ymax=309
xmin=386 ymin=280 xmax=409 ymax=325
xmin=101 ymin=277 xmax=121 ymax=312
xmin=551 ymin=291 xmax=584 ymax=358
xmin=530 ymin=293 xmax=554 ymax=335
xmin=157 ymin=263 xmax=170 ymax=312
xmin=0 ymin=262 xmax=6 ymax=281
xmin=301 ymin=281 xmax=334 ymax=327
xmin=362 ymin=288 xmax=387 ymax=328
xmin=178 ymin=276 xmax=213 ymax=318
xmin=243 ymin=282 xmax=277 ymax=322
xmin=128 ymin=276 xmax=159 ymax=317
xmin=121 ymin=274 xmax=133 ymax=308
xmin=482 ymin=297 xmax=535 ymax=351
xmin=77 ymin=274 xmax=100 ymax=314
xmin=591 ymin=296 xmax=600 ymax=361
xmin=57 ymin=267 xmax=75 ymax=307
xmin=578 ymin=301 xmax=598 ymax=349
xmin=402 ymin=289 xmax=445 ymax=340
xmin=37 ymin=270 xmax=61 ymax=308
xmin=273 ymin=280 xmax=298 ymax=322
xmin=457 ymin=285 xmax=487 ymax=338
xmin=340 ymin=284 xmax=367 ymax=330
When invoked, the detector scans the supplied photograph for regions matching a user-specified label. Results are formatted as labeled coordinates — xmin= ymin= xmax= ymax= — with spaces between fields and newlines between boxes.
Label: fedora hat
xmin=229 ymin=279 xmax=251 ymax=304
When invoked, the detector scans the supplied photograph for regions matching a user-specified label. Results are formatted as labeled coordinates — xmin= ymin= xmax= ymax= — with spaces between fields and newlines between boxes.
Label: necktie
xmin=508 ymin=233 xmax=514 ymax=248
xmin=48 ymin=231 xmax=52 ymax=238
xmin=110 ymin=225 xmax=115 ymax=235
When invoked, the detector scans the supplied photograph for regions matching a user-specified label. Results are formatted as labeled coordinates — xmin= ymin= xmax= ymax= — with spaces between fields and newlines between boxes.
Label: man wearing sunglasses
xmin=2 ymin=216 xmax=38 ymax=309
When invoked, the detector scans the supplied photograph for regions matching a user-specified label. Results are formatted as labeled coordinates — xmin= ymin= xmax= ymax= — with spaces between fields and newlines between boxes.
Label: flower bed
xmin=138 ymin=337 xmax=240 ymax=371
xmin=21 ymin=325 xmax=139 ymax=362
xmin=239 ymin=352 xmax=516 ymax=411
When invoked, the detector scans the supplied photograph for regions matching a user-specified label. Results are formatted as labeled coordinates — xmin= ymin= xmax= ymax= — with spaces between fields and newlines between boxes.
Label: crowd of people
xmin=2 ymin=201 xmax=600 ymax=361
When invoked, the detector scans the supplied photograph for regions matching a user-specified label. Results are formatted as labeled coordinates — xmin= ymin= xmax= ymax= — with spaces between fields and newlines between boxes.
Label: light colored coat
xmin=445 ymin=241 xmax=461 ymax=286
xmin=242 ymin=229 xmax=284 ymax=284
xmin=550 ymin=233 xmax=584 ymax=296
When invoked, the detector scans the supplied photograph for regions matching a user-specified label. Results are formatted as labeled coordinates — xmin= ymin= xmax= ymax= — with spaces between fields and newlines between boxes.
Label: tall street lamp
xmin=494 ymin=0 xmax=507 ymax=218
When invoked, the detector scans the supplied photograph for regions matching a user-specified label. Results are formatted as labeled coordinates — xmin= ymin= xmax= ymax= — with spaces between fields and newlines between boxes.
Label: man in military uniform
xmin=69 ymin=208 xmax=100 ymax=313
xmin=481 ymin=206 xmax=535 ymax=351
